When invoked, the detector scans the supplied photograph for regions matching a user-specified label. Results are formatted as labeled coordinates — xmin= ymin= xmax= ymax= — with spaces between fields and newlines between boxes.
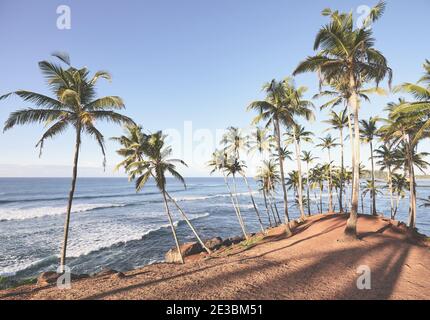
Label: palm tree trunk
xmin=273 ymin=199 xmax=282 ymax=224
xmin=293 ymin=135 xmax=305 ymax=220
xmin=262 ymin=189 xmax=273 ymax=227
xmin=339 ymin=128 xmax=344 ymax=213
xmin=328 ymin=149 xmax=333 ymax=213
xmin=319 ymin=187 xmax=323 ymax=214
xmin=241 ymin=174 xmax=265 ymax=233
xmin=162 ymin=189 xmax=184 ymax=264
xmin=166 ymin=192 xmax=212 ymax=254
xmin=306 ymin=163 xmax=311 ymax=216
xmin=370 ymin=141 xmax=377 ymax=216
xmin=405 ymin=137 xmax=417 ymax=229
xmin=59 ymin=127 xmax=81 ymax=273
xmin=345 ymin=79 xmax=360 ymax=239
xmin=274 ymin=119 xmax=292 ymax=236
xmin=232 ymin=173 xmax=249 ymax=239
xmin=222 ymin=173 xmax=248 ymax=239
xmin=387 ymin=167 xmax=394 ymax=219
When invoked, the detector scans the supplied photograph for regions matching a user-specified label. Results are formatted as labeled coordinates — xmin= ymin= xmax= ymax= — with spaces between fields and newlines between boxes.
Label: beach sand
xmin=1 ymin=213 xmax=429 ymax=300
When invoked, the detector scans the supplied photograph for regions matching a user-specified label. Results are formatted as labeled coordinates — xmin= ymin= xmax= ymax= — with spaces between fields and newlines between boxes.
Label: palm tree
xmin=362 ymin=180 xmax=383 ymax=215
xmin=256 ymin=160 xmax=281 ymax=226
xmin=248 ymin=127 xmax=274 ymax=158
xmin=302 ymin=151 xmax=318 ymax=216
xmin=380 ymin=101 xmax=429 ymax=228
xmin=309 ymin=165 xmax=326 ymax=213
xmin=1 ymin=53 xmax=134 ymax=271
xmin=207 ymin=150 xmax=248 ymax=239
xmin=394 ymin=60 xmax=430 ymax=143
xmin=294 ymin=1 xmax=392 ymax=239
xmin=360 ymin=117 xmax=380 ymax=216
xmin=285 ymin=124 xmax=313 ymax=220
xmin=374 ymin=144 xmax=398 ymax=218
xmin=317 ymin=135 xmax=339 ymax=213
xmin=224 ymin=157 xmax=251 ymax=240
xmin=221 ymin=128 xmax=264 ymax=233
xmin=391 ymin=173 xmax=409 ymax=219
xmin=118 ymin=130 xmax=211 ymax=263
xmin=323 ymin=109 xmax=348 ymax=213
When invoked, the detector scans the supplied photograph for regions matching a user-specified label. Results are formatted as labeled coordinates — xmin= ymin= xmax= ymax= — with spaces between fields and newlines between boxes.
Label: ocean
xmin=0 ymin=177 xmax=429 ymax=282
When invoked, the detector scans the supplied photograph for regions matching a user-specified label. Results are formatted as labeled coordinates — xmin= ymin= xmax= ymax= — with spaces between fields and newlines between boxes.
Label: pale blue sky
xmin=0 ymin=0 xmax=429 ymax=177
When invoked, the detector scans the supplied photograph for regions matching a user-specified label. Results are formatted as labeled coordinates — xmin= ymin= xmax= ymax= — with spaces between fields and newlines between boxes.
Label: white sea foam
xmin=0 ymin=212 xmax=210 ymax=276
xmin=0 ymin=203 xmax=126 ymax=221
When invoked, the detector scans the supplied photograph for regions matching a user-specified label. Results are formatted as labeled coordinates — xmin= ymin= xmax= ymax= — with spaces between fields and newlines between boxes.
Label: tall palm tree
xmin=221 ymin=128 xmax=264 ymax=233
xmin=323 ymin=109 xmax=349 ymax=213
xmin=380 ymin=101 xmax=429 ymax=228
xmin=119 ymin=130 xmax=211 ymax=263
xmin=317 ymin=135 xmax=339 ymax=213
xmin=302 ymin=151 xmax=318 ymax=216
xmin=294 ymin=1 xmax=392 ymax=239
xmin=391 ymin=173 xmax=408 ymax=219
xmin=374 ymin=144 xmax=398 ymax=218
xmin=309 ymin=164 xmax=326 ymax=213
xmin=360 ymin=117 xmax=380 ymax=216
xmin=207 ymin=150 xmax=248 ymax=239
xmin=248 ymin=77 xmax=314 ymax=235
xmin=1 ymin=53 xmax=134 ymax=271
xmin=224 ymin=157 xmax=251 ymax=240
xmin=285 ymin=124 xmax=314 ymax=220
xmin=362 ymin=180 xmax=383 ymax=215
xmin=256 ymin=160 xmax=281 ymax=226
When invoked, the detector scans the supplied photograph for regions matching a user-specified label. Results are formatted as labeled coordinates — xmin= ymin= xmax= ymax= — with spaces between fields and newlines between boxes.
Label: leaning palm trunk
xmin=274 ymin=119 xmax=292 ymax=236
xmin=166 ymin=192 xmax=212 ymax=254
xmin=345 ymin=80 xmax=360 ymax=239
xmin=387 ymin=168 xmax=394 ymax=219
xmin=339 ymin=128 xmax=345 ymax=213
xmin=232 ymin=174 xmax=249 ymax=240
xmin=405 ymin=135 xmax=417 ymax=229
xmin=241 ymin=174 xmax=265 ymax=233
xmin=262 ymin=189 xmax=273 ymax=227
xmin=319 ymin=187 xmax=323 ymax=214
xmin=306 ymin=163 xmax=311 ymax=216
xmin=327 ymin=149 xmax=333 ymax=213
xmin=370 ymin=142 xmax=377 ymax=216
xmin=60 ymin=128 xmax=81 ymax=273
xmin=293 ymin=134 xmax=306 ymax=220
xmin=222 ymin=173 xmax=248 ymax=239
xmin=162 ymin=189 xmax=184 ymax=264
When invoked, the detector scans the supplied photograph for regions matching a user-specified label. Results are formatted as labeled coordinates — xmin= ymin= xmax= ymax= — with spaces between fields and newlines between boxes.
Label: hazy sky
xmin=0 ymin=0 xmax=429 ymax=177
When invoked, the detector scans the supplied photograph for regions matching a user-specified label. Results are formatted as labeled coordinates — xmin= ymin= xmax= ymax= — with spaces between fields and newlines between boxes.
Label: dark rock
xmin=96 ymin=268 xmax=119 ymax=277
xmin=113 ymin=272 xmax=126 ymax=279
xmin=165 ymin=242 xmax=203 ymax=263
xmin=37 ymin=271 xmax=60 ymax=286
xmin=204 ymin=237 xmax=223 ymax=251
xmin=227 ymin=236 xmax=245 ymax=245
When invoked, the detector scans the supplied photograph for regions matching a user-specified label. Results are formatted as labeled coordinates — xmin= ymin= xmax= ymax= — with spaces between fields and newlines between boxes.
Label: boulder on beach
xmin=95 ymin=268 xmax=120 ymax=277
xmin=37 ymin=271 xmax=60 ymax=286
xmin=165 ymin=242 xmax=203 ymax=263
xmin=204 ymin=237 xmax=223 ymax=251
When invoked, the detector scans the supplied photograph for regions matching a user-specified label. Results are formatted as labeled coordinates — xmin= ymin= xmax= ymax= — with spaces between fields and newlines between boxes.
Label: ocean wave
xmin=1 ymin=212 xmax=210 ymax=276
xmin=173 ymin=192 xmax=257 ymax=202
xmin=0 ymin=203 xmax=126 ymax=222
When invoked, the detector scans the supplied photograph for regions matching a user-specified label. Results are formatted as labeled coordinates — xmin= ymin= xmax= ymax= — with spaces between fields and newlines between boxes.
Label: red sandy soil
xmin=1 ymin=214 xmax=429 ymax=300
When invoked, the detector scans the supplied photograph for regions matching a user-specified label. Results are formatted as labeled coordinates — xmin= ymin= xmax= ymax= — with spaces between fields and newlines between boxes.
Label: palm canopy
xmin=119 ymin=129 xmax=188 ymax=192
xmin=284 ymin=124 xmax=314 ymax=144
xmin=294 ymin=1 xmax=392 ymax=90
xmin=374 ymin=145 xmax=399 ymax=172
xmin=392 ymin=60 xmax=430 ymax=143
xmin=317 ymin=134 xmax=339 ymax=150
xmin=248 ymin=77 xmax=314 ymax=128
xmin=1 ymin=53 xmax=134 ymax=163
xmin=302 ymin=150 xmax=318 ymax=164
xmin=248 ymin=127 xmax=274 ymax=156
xmin=360 ymin=117 xmax=380 ymax=143
xmin=221 ymin=126 xmax=250 ymax=157
xmin=323 ymin=108 xmax=349 ymax=132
